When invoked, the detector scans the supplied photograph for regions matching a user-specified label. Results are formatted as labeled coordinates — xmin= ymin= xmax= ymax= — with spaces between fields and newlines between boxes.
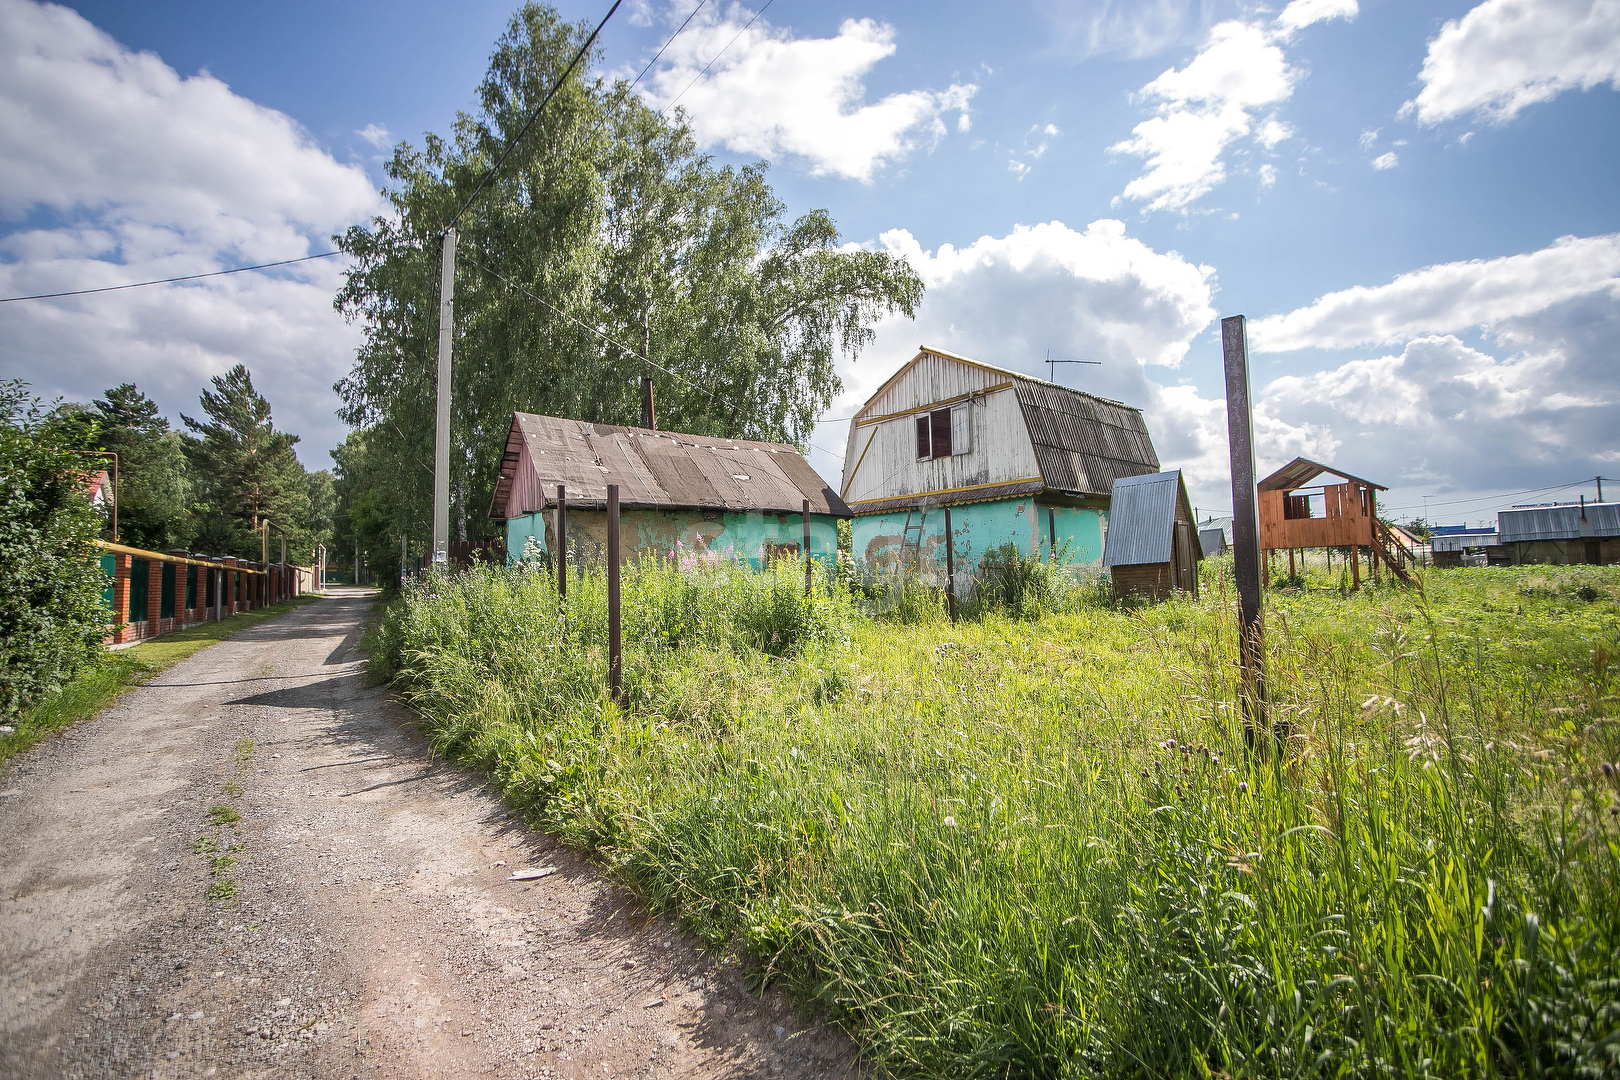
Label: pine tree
xmin=182 ymin=365 xmax=309 ymax=559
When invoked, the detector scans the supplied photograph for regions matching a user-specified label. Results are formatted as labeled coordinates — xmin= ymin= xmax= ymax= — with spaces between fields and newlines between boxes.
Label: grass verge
xmin=0 ymin=594 xmax=320 ymax=770
xmin=375 ymin=562 xmax=1620 ymax=1078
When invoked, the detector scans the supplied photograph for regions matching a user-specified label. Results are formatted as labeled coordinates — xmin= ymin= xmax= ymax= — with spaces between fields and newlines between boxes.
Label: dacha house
xmin=838 ymin=346 xmax=1160 ymax=575
xmin=490 ymin=412 xmax=850 ymax=569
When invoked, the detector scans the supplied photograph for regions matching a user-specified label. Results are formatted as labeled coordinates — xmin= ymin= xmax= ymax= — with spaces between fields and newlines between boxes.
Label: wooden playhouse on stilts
xmin=1257 ymin=457 xmax=1416 ymax=587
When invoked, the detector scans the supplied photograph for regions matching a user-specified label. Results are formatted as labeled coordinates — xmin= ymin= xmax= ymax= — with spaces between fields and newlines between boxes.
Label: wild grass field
xmin=371 ymin=557 xmax=1620 ymax=1079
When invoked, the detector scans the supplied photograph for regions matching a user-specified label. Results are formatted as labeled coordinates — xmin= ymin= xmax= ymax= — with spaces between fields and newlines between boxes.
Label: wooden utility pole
xmin=943 ymin=506 xmax=958 ymax=622
xmin=607 ymin=484 xmax=622 ymax=703
xmin=1221 ymin=316 xmax=1268 ymax=739
xmin=802 ymin=498 xmax=812 ymax=596
xmin=556 ymin=483 xmax=567 ymax=600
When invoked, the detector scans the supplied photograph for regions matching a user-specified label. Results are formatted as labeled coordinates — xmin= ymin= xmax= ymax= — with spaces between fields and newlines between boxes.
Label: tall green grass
xmin=374 ymin=561 xmax=1620 ymax=1078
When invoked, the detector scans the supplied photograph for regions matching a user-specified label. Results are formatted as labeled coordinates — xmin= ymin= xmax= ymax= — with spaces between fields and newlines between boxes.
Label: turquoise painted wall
xmin=506 ymin=508 xmax=841 ymax=570
xmin=853 ymin=496 xmax=1106 ymax=572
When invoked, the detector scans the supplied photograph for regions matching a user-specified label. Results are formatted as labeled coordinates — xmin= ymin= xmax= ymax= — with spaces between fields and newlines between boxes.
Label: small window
xmin=916 ymin=406 xmax=971 ymax=460
xmin=951 ymin=404 xmax=971 ymax=455
xmin=930 ymin=408 xmax=952 ymax=458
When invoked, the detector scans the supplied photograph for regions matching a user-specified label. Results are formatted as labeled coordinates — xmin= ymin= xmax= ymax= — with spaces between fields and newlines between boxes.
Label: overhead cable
xmin=663 ymin=0 xmax=776 ymax=112
xmin=628 ymin=0 xmax=708 ymax=92
xmin=0 ymin=251 xmax=341 ymax=304
xmin=466 ymin=257 xmax=716 ymax=404
xmin=448 ymin=0 xmax=625 ymax=231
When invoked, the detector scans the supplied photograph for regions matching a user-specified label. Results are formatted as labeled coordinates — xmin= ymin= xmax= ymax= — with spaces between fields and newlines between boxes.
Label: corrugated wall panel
xmin=843 ymin=386 xmax=1040 ymax=508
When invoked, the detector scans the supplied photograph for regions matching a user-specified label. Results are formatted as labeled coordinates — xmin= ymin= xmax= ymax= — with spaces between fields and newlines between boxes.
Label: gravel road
xmin=0 ymin=588 xmax=857 ymax=1080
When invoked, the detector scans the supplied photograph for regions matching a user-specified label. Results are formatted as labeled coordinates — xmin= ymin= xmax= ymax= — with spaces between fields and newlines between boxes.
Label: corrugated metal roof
xmin=489 ymin=413 xmax=851 ymax=518
xmin=1104 ymin=470 xmax=1199 ymax=566
xmin=1431 ymin=531 xmax=1499 ymax=553
xmin=1199 ymin=526 xmax=1228 ymax=554
xmin=1258 ymin=456 xmax=1387 ymax=493
xmin=1011 ymin=379 xmax=1160 ymax=495
xmin=1498 ymin=502 xmax=1620 ymax=542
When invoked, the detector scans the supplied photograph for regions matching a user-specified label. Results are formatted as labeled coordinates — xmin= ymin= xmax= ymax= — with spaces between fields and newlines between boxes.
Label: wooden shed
xmin=489 ymin=412 xmax=850 ymax=569
xmin=1257 ymin=457 xmax=1414 ymax=586
xmin=1102 ymin=470 xmax=1202 ymax=599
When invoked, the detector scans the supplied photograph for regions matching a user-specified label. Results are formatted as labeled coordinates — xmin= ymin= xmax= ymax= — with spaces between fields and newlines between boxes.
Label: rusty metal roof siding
xmin=1498 ymin=502 xmax=1620 ymax=542
xmin=490 ymin=412 xmax=852 ymax=518
xmin=1103 ymin=470 xmax=1186 ymax=566
xmin=1011 ymin=379 xmax=1160 ymax=496
xmin=1258 ymin=456 xmax=1387 ymax=493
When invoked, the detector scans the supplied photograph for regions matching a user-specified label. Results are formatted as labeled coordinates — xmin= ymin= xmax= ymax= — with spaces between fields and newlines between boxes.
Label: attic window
xmin=915 ymin=406 xmax=968 ymax=460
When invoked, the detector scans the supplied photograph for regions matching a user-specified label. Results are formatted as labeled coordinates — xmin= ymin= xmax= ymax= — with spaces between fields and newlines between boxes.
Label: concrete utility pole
xmin=431 ymin=227 xmax=458 ymax=568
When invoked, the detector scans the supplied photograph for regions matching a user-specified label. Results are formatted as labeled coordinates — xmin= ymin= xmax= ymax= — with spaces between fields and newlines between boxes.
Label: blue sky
xmin=2 ymin=0 xmax=1618 ymax=525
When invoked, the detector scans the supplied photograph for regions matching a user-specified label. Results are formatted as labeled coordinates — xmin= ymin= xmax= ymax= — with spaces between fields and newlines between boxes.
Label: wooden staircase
xmin=1373 ymin=518 xmax=1416 ymax=583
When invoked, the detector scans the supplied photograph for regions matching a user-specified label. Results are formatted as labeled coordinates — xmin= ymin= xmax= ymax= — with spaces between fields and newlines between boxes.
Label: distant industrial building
xmin=1496 ymin=501 xmax=1619 ymax=565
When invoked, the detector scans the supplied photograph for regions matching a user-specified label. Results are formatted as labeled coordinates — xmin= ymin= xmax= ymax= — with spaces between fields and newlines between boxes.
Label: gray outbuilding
xmin=1103 ymin=470 xmax=1203 ymax=599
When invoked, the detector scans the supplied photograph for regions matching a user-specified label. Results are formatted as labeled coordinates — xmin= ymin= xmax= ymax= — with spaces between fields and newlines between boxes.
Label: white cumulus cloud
xmin=1405 ymin=0 xmax=1620 ymax=125
xmin=637 ymin=6 xmax=975 ymax=182
xmin=1109 ymin=2 xmax=1355 ymax=212
xmin=1248 ymin=233 xmax=1620 ymax=351
xmin=1372 ymin=150 xmax=1398 ymax=169
xmin=1248 ymin=233 xmax=1620 ymax=500
xmin=808 ymin=219 xmax=1228 ymax=494
xmin=0 ymin=0 xmax=385 ymax=463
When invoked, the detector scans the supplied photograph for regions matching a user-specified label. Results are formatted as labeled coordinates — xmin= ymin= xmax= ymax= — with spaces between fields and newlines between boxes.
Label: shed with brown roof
xmin=491 ymin=412 xmax=849 ymax=569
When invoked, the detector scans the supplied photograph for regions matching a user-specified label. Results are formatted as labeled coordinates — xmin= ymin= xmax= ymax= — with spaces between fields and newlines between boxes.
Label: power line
xmin=466 ymin=257 xmax=716 ymax=404
xmin=664 ymin=0 xmax=776 ymax=113
xmin=1381 ymin=479 xmax=1592 ymax=514
xmin=448 ymin=0 xmax=624 ymax=231
xmin=628 ymin=0 xmax=707 ymax=92
xmin=0 ymin=251 xmax=341 ymax=304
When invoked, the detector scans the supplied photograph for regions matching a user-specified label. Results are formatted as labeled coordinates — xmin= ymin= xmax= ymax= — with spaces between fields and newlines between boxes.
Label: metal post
xmin=802 ymin=498 xmax=812 ymax=596
xmin=607 ymin=484 xmax=621 ymax=703
xmin=431 ymin=227 xmax=458 ymax=567
xmin=1221 ymin=315 xmax=1268 ymax=739
xmin=944 ymin=505 xmax=958 ymax=622
xmin=401 ymin=533 xmax=408 ymax=586
xmin=556 ymin=484 xmax=567 ymax=600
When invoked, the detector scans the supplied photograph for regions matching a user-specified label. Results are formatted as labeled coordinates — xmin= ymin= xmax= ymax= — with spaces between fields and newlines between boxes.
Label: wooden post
xmin=1221 ymin=315 xmax=1268 ymax=739
xmin=556 ymin=483 xmax=567 ymax=601
xmin=802 ymin=498 xmax=812 ymax=596
xmin=1288 ymin=547 xmax=1295 ymax=579
xmin=1351 ymin=542 xmax=1360 ymax=589
xmin=943 ymin=505 xmax=958 ymax=622
xmin=1368 ymin=489 xmax=1381 ymax=582
xmin=607 ymin=483 xmax=621 ymax=703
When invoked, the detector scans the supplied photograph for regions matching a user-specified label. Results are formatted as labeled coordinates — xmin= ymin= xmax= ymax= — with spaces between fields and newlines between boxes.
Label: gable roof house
xmin=838 ymin=347 xmax=1160 ymax=575
xmin=1103 ymin=470 xmax=1203 ymax=599
xmin=490 ymin=412 xmax=850 ymax=569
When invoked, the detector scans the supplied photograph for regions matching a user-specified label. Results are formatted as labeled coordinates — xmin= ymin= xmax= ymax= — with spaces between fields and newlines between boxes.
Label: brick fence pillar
xmin=145 ymin=558 xmax=161 ymax=628
xmin=111 ymin=552 xmax=131 ymax=645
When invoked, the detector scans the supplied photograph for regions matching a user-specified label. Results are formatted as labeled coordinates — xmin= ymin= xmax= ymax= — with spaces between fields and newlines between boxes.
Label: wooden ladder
xmin=1372 ymin=518 xmax=1416 ymax=584
xmin=900 ymin=507 xmax=926 ymax=567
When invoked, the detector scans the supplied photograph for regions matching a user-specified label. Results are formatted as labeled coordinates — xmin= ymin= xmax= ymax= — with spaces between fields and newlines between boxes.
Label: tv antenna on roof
xmin=1046 ymin=349 xmax=1101 ymax=383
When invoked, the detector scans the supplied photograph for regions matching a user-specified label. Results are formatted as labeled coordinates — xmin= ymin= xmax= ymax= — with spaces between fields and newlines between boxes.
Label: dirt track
xmin=0 ymin=588 xmax=856 ymax=1080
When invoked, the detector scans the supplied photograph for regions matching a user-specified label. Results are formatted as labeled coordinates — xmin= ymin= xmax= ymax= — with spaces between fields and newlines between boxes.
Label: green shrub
xmin=0 ymin=383 xmax=110 ymax=716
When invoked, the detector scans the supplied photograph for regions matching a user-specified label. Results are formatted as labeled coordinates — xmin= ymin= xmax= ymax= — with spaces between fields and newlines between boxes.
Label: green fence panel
xmin=129 ymin=559 xmax=148 ymax=622
xmin=160 ymin=562 xmax=175 ymax=620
